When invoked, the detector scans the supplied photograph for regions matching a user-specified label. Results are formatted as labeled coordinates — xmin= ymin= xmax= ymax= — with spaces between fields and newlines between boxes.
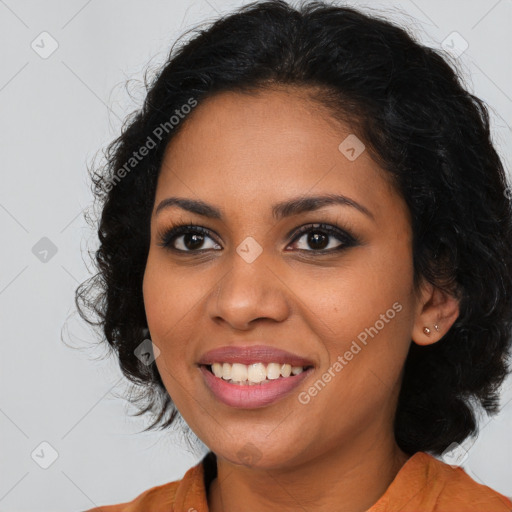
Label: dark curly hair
xmin=75 ymin=0 xmax=512 ymax=456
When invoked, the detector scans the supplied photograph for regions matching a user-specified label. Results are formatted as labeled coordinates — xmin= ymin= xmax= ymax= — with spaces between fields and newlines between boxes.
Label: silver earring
xmin=434 ymin=324 xmax=439 ymax=332
xmin=423 ymin=326 xmax=431 ymax=335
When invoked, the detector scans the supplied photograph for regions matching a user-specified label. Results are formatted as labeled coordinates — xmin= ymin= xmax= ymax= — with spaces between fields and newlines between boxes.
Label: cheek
xmin=292 ymin=243 xmax=416 ymax=383
xmin=142 ymin=252 xmax=216 ymax=401
xmin=143 ymin=253 xmax=201 ymax=344
xmin=143 ymin=258 xmax=197 ymax=411
xmin=142 ymin=256 xmax=192 ymax=375
xmin=295 ymin=270 xmax=414 ymax=432
xmin=298 ymin=248 xmax=413 ymax=335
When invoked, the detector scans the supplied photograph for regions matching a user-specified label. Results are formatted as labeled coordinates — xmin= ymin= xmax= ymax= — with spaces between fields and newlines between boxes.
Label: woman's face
xmin=143 ymin=87 xmax=423 ymax=469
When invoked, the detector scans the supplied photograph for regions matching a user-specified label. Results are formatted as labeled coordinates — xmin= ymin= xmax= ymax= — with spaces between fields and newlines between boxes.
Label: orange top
xmin=84 ymin=451 xmax=512 ymax=512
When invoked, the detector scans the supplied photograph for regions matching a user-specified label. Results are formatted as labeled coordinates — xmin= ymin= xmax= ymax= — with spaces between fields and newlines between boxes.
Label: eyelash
xmin=157 ymin=222 xmax=358 ymax=255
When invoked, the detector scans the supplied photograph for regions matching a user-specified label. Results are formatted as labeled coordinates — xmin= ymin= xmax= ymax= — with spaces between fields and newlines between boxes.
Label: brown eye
xmin=288 ymin=223 xmax=357 ymax=252
xmin=158 ymin=222 xmax=358 ymax=254
xmin=158 ymin=225 xmax=222 ymax=252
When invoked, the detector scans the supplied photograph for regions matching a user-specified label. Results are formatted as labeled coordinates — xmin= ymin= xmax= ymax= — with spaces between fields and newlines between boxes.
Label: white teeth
xmin=266 ymin=362 xmax=281 ymax=380
xmin=212 ymin=363 xmax=223 ymax=378
xmin=247 ymin=363 xmax=267 ymax=383
xmin=280 ymin=363 xmax=291 ymax=378
xmin=222 ymin=362 xmax=232 ymax=380
xmin=230 ymin=363 xmax=248 ymax=382
xmin=207 ymin=361 xmax=309 ymax=384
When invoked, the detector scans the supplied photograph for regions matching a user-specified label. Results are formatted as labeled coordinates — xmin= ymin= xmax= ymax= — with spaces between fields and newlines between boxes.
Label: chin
xmin=214 ymin=440 xmax=307 ymax=470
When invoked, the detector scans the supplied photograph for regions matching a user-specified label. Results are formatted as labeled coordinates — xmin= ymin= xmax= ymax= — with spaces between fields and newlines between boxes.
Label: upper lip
xmin=198 ymin=344 xmax=315 ymax=367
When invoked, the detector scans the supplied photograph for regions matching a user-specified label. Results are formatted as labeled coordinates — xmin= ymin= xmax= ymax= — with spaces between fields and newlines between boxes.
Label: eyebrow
xmin=155 ymin=193 xmax=374 ymax=222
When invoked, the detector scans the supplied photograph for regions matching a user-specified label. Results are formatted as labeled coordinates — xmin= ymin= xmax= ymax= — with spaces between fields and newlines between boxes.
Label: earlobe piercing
xmin=423 ymin=324 xmax=440 ymax=336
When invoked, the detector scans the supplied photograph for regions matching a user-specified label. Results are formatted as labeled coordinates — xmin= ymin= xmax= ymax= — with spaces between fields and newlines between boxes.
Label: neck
xmin=207 ymin=433 xmax=410 ymax=512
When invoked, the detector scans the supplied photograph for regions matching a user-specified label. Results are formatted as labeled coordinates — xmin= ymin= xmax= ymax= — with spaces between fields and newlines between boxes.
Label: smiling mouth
xmin=202 ymin=362 xmax=314 ymax=385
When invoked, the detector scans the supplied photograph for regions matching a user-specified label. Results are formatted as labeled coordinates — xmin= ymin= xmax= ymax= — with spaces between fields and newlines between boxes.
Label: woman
xmin=78 ymin=0 xmax=512 ymax=510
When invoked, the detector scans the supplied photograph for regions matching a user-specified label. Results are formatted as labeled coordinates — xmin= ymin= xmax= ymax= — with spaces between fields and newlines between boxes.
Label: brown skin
xmin=142 ymin=86 xmax=460 ymax=512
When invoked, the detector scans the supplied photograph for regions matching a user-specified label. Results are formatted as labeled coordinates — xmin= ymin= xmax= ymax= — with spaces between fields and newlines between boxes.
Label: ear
xmin=411 ymin=279 xmax=460 ymax=346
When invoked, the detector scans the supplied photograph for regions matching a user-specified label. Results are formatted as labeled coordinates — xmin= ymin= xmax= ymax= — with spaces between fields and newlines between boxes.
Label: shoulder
xmin=424 ymin=452 xmax=512 ymax=511
xmin=82 ymin=458 xmax=207 ymax=512
xmin=371 ymin=451 xmax=512 ymax=512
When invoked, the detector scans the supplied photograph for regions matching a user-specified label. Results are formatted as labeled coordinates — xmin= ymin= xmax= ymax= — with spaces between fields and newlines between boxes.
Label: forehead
xmin=155 ymin=87 xmax=403 ymax=224
xmin=162 ymin=86 xmax=350 ymax=169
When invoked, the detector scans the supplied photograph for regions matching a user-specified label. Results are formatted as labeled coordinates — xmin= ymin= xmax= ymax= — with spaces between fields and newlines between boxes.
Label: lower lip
xmin=199 ymin=365 xmax=313 ymax=408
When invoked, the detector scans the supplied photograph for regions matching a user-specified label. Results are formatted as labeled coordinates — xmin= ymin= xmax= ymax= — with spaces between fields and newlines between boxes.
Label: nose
xmin=206 ymin=248 xmax=291 ymax=330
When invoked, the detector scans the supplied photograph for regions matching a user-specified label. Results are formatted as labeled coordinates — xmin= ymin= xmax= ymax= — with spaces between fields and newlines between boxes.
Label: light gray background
xmin=1 ymin=1 xmax=511 ymax=511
